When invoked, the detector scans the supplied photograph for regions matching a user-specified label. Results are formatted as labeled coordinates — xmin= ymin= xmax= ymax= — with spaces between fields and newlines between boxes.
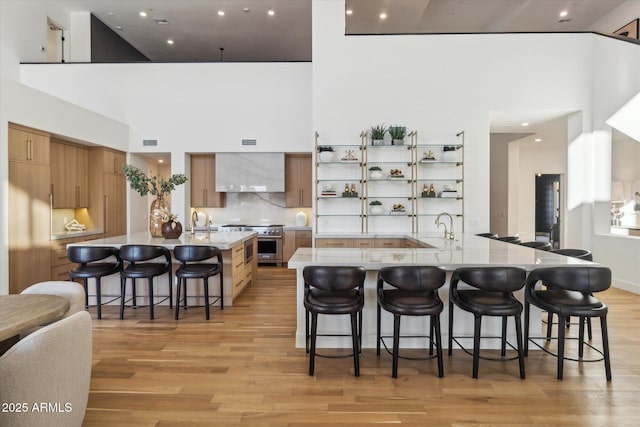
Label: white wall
xmin=312 ymin=0 xmax=594 ymax=235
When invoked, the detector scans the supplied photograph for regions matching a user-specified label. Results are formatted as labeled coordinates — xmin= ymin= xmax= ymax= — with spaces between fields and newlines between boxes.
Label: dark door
xmin=535 ymin=174 xmax=561 ymax=248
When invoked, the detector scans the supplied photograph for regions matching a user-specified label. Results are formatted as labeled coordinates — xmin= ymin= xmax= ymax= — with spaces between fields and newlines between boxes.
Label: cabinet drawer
xmin=296 ymin=230 xmax=312 ymax=239
xmin=51 ymin=264 xmax=74 ymax=281
xmin=315 ymin=238 xmax=353 ymax=248
xmin=354 ymin=239 xmax=375 ymax=248
xmin=375 ymin=238 xmax=403 ymax=248
xmin=51 ymin=248 xmax=71 ymax=267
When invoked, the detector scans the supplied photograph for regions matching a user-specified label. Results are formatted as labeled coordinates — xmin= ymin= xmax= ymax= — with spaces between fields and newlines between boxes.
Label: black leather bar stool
xmin=119 ymin=245 xmax=173 ymax=320
xmin=519 ymin=241 xmax=552 ymax=251
xmin=376 ymin=266 xmax=446 ymax=378
xmin=524 ymin=266 xmax=612 ymax=380
xmin=303 ymin=266 xmax=366 ymax=377
xmin=448 ymin=266 xmax=526 ymax=379
xmin=174 ymin=245 xmax=223 ymax=320
xmin=476 ymin=233 xmax=498 ymax=239
xmin=547 ymin=249 xmax=593 ymax=339
xmin=496 ymin=236 xmax=521 ymax=244
xmin=68 ymin=246 xmax=122 ymax=319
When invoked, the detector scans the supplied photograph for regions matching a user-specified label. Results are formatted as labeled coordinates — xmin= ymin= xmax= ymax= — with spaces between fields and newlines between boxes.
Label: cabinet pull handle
xmin=204 ymin=189 xmax=207 ymax=206
xmin=76 ymin=186 xmax=80 ymax=207
xmin=50 ymin=184 xmax=54 ymax=206
xmin=235 ymin=261 xmax=244 ymax=269
xmin=27 ymin=139 xmax=32 ymax=160
xmin=113 ymin=157 xmax=117 ymax=174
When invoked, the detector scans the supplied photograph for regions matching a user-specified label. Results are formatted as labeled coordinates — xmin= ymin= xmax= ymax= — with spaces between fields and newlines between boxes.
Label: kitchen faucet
xmin=435 ymin=212 xmax=455 ymax=240
xmin=191 ymin=211 xmax=199 ymax=234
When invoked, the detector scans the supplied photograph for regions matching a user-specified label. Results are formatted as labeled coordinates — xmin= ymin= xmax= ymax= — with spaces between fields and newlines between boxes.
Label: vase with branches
xmin=123 ymin=164 xmax=188 ymax=237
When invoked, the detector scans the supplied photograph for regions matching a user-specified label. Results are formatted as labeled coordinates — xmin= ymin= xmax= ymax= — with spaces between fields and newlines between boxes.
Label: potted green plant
xmin=369 ymin=200 xmax=383 ymax=214
xmin=368 ymin=165 xmax=383 ymax=179
xmin=370 ymin=124 xmax=387 ymax=146
xmin=388 ymin=125 xmax=407 ymax=145
xmin=123 ymin=164 xmax=188 ymax=237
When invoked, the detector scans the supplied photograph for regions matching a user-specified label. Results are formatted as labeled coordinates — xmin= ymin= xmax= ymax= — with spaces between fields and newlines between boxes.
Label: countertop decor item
xmin=296 ymin=211 xmax=308 ymax=227
xmin=388 ymin=125 xmax=407 ymax=145
xmin=370 ymin=124 xmax=387 ymax=146
xmin=123 ymin=164 xmax=188 ymax=236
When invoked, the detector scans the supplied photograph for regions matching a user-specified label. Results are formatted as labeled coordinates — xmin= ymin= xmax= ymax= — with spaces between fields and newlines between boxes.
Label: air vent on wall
xmin=143 ymin=139 xmax=158 ymax=146
xmin=242 ymin=139 xmax=257 ymax=146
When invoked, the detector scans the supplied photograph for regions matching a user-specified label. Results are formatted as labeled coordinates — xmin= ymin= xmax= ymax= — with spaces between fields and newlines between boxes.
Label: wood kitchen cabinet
xmin=285 ymin=153 xmax=312 ymax=207
xmin=103 ymin=149 xmax=126 ymax=175
xmin=222 ymin=237 xmax=257 ymax=305
xmin=8 ymin=124 xmax=50 ymax=165
xmin=374 ymin=238 xmax=404 ymax=249
xmin=50 ymin=234 xmax=103 ymax=281
xmin=88 ymin=148 xmax=127 ymax=238
xmin=8 ymin=161 xmax=52 ymax=293
xmin=50 ymin=140 xmax=89 ymax=208
xmin=191 ymin=154 xmax=225 ymax=207
xmin=283 ymin=230 xmax=312 ymax=262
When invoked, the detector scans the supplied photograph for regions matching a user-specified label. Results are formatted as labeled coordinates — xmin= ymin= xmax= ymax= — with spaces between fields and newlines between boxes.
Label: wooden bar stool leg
xmin=557 ymin=315 xmax=566 ymax=380
xmin=601 ymin=316 xmax=612 ymax=381
xmin=392 ymin=314 xmax=401 ymax=378
xmin=515 ymin=314 xmax=525 ymax=379
xmin=501 ymin=316 xmax=507 ymax=357
xmin=96 ymin=278 xmax=102 ymax=320
xmin=472 ymin=314 xmax=482 ymax=379
xmin=175 ymin=277 xmax=182 ymax=320
xmin=448 ymin=301 xmax=454 ymax=356
xmin=309 ymin=312 xmax=318 ymax=376
xmin=148 ymin=278 xmax=154 ymax=320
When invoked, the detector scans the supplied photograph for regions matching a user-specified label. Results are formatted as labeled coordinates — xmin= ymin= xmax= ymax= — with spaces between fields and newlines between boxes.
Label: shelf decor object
xmin=123 ymin=164 xmax=188 ymax=237
xmin=370 ymin=124 xmax=387 ymax=146
xmin=388 ymin=125 xmax=407 ymax=145
xmin=318 ymin=145 xmax=335 ymax=162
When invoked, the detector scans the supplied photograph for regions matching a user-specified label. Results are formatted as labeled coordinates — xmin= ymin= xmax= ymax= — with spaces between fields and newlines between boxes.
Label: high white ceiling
xmin=51 ymin=0 xmax=626 ymax=62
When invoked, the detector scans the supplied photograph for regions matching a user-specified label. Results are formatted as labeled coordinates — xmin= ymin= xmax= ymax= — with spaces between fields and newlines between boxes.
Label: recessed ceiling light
xmin=243 ymin=8 xmax=250 ymax=13
xmin=380 ymin=12 xmax=387 ymax=20
xmin=521 ymin=122 xmax=529 ymax=126
xmin=107 ymin=12 xmax=115 ymax=16
xmin=167 ymin=39 xmax=174 ymax=45
xmin=158 ymin=159 xmax=164 ymax=163
xmin=346 ymin=9 xmax=353 ymax=15
xmin=534 ymin=138 xmax=542 ymax=142
xmin=559 ymin=11 xmax=568 ymax=18
xmin=218 ymin=10 xmax=225 ymax=16
xmin=116 ymin=25 xmax=123 ymax=30
xmin=268 ymin=9 xmax=275 ymax=16
xmin=139 ymin=11 xmax=147 ymax=17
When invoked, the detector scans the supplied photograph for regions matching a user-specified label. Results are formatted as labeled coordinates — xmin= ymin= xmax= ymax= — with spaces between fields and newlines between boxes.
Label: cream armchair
xmin=0 ymin=311 xmax=92 ymax=427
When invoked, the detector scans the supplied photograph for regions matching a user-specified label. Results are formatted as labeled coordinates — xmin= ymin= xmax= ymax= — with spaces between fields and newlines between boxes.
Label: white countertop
xmin=51 ymin=229 xmax=105 ymax=241
xmin=66 ymin=231 xmax=256 ymax=250
xmin=289 ymin=233 xmax=597 ymax=271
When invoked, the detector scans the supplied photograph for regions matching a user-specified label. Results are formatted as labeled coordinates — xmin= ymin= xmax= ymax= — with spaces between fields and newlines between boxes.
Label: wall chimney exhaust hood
xmin=215 ymin=152 xmax=285 ymax=192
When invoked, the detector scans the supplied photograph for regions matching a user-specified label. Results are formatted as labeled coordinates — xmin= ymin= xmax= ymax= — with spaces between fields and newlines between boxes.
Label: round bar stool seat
xmin=377 ymin=266 xmax=446 ymax=378
xmin=68 ymin=246 xmax=123 ymax=319
xmin=119 ymin=245 xmax=172 ymax=320
xmin=303 ymin=266 xmax=366 ymax=377
xmin=174 ymin=245 xmax=224 ymax=320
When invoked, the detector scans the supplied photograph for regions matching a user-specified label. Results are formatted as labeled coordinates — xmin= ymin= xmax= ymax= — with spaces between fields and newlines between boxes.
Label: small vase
xmin=318 ymin=151 xmax=334 ymax=162
xmin=370 ymin=170 xmax=383 ymax=180
xmin=370 ymin=205 xmax=383 ymax=215
xmin=295 ymin=211 xmax=308 ymax=227
xmin=161 ymin=220 xmax=183 ymax=239
xmin=372 ymin=139 xmax=384 ymax=146
xmin=392 ymin=139 xmax=404 ymax=145
xmin=149 ymin=196 xmax=169 ymax=237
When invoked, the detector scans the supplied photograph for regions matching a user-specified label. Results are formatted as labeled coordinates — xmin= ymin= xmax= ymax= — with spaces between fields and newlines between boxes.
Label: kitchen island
xmin=67 ymin=231 xmax=257 ymax=307
xmin=288 ymin=233 xmax=596 ymax=349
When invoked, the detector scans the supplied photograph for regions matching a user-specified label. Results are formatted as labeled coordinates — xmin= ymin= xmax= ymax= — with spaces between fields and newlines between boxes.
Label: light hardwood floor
xmin=84 ymin=267 xmax=640 ymax=426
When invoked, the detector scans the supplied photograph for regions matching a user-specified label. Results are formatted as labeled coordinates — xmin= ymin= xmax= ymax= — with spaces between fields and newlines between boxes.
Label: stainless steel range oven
xmin=219 ymin=224 xmax=283 ymax=266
